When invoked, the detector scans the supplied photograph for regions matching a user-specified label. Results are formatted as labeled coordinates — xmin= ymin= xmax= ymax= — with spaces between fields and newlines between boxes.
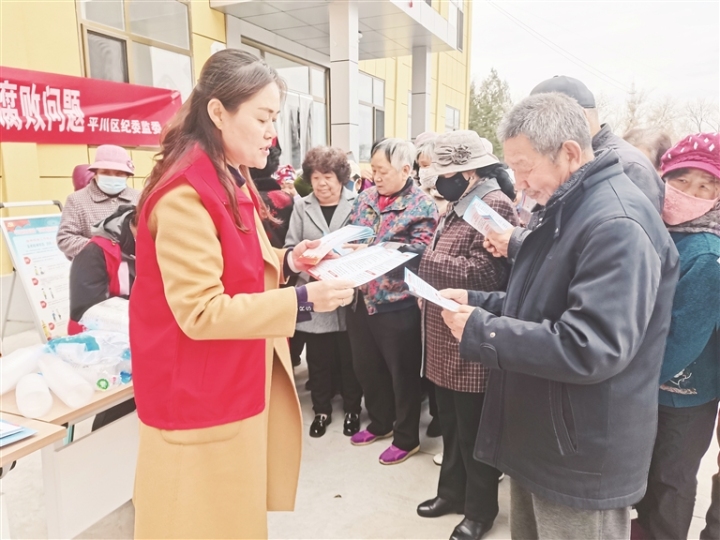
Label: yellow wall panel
xmin=190 ymin=0 xmax=226 ymax=43
xmin=37 ymin=145 xmax=90 ymax=178
xmin=0 ymin=2 xmax=29 ymax=69
xmin=192 ymin=34 xmax=218 ymax=83
xmin=23 ymin=1 xmax=82 ymax=76
xmin=131 ymin=149 xmax=157 ymax=180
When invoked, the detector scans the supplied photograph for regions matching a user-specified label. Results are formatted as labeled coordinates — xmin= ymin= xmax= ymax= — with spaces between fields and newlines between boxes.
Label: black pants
xmin=298 ymin=330 xmax=362 ymax=416
xmin=91 ymin=398 xmax=136 ymax=431
xmin=422 ymin=377 xmax=438 ymax=418
xmin=636 ymin=399 xmax=719 ymax=540
xmin=346 ymin=300 xmax=422 ymax=451
xmin=289 ymin=334 xmax=305 ymax=367
xmin=435 ymin=386 xmax=500 ymax=523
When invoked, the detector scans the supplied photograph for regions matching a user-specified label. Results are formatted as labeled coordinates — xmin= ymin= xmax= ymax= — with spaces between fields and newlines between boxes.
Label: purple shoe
xmin=350 ymin=429 xmax=392 ymax=446
xmin=379 ymin=444 xmax=420 ymax=465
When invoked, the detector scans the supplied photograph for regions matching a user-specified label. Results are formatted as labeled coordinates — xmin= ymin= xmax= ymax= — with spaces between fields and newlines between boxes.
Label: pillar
xmin=329 ymin=0 xmax=359 ymax=158
xmin=411 ymin=45 xmax=431 ymax=139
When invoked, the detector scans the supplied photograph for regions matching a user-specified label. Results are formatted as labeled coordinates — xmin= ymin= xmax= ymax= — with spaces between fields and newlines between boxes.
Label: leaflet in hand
xmin=463 ymin=196 xmax=514 ymax=236
xmin=297 ymin=225 xmax=375 ymax=266
xmin=404 ymin=269 xmax=460 ymax=312
xmin=308 ymin=244 xmax=416 ymax=286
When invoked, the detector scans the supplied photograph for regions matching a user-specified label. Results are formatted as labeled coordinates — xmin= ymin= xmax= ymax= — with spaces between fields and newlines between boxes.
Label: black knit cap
xmin=530 ymin=75 xmax=596 ymax=109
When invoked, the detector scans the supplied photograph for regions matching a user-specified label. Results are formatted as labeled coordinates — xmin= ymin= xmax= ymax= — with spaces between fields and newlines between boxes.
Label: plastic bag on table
xmin=78 ymin=297 xmax=129 ymax=335
xmin=46 ymin=331 xmax=131 ymax=391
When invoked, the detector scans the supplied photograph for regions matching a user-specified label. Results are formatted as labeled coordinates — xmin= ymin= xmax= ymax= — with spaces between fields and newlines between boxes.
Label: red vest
xmin=130 ymin=147 xmax=267 ymax=430
xmin=67 ymin=237 xmax=123 ymax=336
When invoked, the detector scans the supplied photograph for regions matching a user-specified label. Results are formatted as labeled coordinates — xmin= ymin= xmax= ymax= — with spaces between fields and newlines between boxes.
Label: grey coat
xmin=461 ymin=150 xmax=679 ymax=510
xmin=285 ymin=188 xmax=357 ymax=334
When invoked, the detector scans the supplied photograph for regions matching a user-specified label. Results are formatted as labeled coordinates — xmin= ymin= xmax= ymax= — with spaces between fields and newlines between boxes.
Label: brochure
xmin=308 ymin=244 xmax=416 ymax=287
xmin=0 ymin=419 xmax=23 ymax=439
xmin=297 ymin=225 xmax=375 ymax=266
xmin=404 ymin=269 xmax=461 ymax=312
xmin=463 ymin=196 xmax=514 ymax=236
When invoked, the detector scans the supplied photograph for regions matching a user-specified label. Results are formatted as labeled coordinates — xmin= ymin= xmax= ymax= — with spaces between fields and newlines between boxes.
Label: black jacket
xmin=69 ymin=207 xmax=136 ymax=321
xmin=460 ymin=150 xmax=679 ymax=510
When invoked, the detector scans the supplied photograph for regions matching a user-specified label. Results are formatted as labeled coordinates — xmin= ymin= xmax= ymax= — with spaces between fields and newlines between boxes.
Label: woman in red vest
xmin=130 ymin=50 xmax=354 ymax=539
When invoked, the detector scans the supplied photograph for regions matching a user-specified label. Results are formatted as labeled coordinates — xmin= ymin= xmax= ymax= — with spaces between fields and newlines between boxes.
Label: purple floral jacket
xmin=349 ymin=180 xmax=439 ymax=315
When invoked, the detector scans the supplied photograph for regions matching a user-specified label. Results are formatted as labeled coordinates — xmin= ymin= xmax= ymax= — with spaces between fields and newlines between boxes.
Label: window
xmin=445 ymin=106 xmax=460 ymax=132
xmin=450 ymin=0 xmax=464 ymax=51
xmin=250 ymin=45 xmax=329 ymax=168
xmin=358 ymin=72 xmax=385 ymax=162
xmin=79 ymin=0 xmax=193 ymax=101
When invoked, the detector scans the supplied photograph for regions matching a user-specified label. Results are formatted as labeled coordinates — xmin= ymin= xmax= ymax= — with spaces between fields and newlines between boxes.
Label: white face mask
xmin=96 ymin=175 xmax=128 ymax=196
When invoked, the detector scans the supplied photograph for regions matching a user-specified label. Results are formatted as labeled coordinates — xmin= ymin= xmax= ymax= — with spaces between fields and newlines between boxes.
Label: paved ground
xmin=1 ymin=331 xmax=717 ymax=539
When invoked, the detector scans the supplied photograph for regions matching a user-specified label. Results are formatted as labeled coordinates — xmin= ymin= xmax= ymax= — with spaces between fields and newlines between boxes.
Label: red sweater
xmin=130 ymin=148 xmax=267 ymax=430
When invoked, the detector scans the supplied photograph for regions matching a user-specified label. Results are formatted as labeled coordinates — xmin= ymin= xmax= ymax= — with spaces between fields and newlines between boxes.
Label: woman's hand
xmin=439 ymin=288 xmax=469 ymax=305
xmin=305 ymin=280 xmax=356 ymax=312
xmin=290 ymin=239 xmax=323 ymax=272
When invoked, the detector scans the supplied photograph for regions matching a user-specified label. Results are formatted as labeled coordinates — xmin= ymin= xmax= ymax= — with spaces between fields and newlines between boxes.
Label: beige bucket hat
xmin=425 ymin=130 xmax=499 ymax=177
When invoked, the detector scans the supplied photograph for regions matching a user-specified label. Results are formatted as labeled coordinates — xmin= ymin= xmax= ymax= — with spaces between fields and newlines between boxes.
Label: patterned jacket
xmin=57 ymin=180 xmax=140 ymax=260
xmin=419 ymin=180 xmax=519 ymax=393
xmin=349 ymin=179 xmax=438 ymax=315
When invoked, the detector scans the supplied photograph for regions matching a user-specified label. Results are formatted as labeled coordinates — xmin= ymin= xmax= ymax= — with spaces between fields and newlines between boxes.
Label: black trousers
xmin=346 ymin=300 xmax=422 ymax=451
xmin=297 ymin=330 xmax=362 ymax=416
xmin=636 ymin=399 xmax=719 ymax=540
xmin=289 ymin=333 xmax=305 ymax=367
xmin=435 ymin=386 xmax=500 ymax=523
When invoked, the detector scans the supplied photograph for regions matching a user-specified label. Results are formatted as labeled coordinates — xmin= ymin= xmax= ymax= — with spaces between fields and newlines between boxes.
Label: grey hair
xmin=415 ymin=139 xmax=437 ymax=161
xmin=497 ymin=93 xmax=592 ymax=159
xmin=372 ymin=138 xmax=416 ymax=171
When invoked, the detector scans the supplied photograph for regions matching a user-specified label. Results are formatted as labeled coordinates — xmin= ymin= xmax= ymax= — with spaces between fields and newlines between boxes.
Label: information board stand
xmin=0 ymin=201 xmax=67 ymax=345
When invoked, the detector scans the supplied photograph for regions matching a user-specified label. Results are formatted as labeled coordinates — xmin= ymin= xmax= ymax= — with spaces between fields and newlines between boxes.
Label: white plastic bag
xmin=16 ymin=373 xmax=53 ymax=418
xmin=79 ymin=297 xmax=129 ymax=334
xmin=38 ymin=354 xmax=94 ymax=409
xmin=0 ymin=344 xmax=46 ymax=394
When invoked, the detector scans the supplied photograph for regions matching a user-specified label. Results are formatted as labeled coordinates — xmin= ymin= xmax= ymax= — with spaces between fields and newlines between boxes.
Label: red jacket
xmin=130 ymin=148 xmax=267 ymax=430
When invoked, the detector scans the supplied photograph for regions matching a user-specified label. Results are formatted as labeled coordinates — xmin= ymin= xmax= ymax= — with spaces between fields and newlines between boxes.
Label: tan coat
xmin=133 ymin=183 xmax=302 ymax=539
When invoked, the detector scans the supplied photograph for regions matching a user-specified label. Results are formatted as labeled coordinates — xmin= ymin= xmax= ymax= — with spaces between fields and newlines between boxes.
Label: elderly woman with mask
xmin=634 ymin=133 xmax=720 ymax=540
xmin=346 ymin=138 xmax=439 ymax=465
xmin=415 ymin=131 xmax=519 ymax=540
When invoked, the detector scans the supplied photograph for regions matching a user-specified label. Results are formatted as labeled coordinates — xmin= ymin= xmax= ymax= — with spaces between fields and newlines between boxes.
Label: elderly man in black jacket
xmin=440 ymin=93 xmax=679 ymax=540
xmin=484 ymin=76 xmax=665 ymax=265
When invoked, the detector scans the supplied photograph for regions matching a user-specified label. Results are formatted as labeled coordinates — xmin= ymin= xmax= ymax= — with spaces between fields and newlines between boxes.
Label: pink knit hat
xmin=660 ymin=133 xmax=720 ymax=180
xmin=88 ymin=145 xmax=135 ymax=175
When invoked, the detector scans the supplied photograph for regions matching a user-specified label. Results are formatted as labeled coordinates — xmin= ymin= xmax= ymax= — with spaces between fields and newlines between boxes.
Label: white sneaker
xmin=433 ymin=452 xmax=443 ymax=466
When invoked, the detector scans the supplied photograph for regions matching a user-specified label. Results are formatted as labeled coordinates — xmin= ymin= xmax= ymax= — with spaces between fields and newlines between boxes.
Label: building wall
xmin=0 ymin=0 xmax=472 ymax=275
xmin=0 ymin=0 xmax=225 ymax=275
xmin=359 ymin=0 xmax=472 ymax=139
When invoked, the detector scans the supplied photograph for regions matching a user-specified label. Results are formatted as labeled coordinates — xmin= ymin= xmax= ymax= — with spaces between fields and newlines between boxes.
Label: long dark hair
xmin=138 ymin=50 xmax=286 ymax=232
xmin=477 ymin=163 xmax=516 ymax=201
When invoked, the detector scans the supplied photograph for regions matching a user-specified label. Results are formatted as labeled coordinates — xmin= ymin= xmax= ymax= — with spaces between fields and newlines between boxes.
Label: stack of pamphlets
xmin=296 ymin=225 xmax=375 ymax=265
xmin=0 ymin=419 xmax=36 ymax=448
xmin=308 ymin=244 xmax=416 ymax=287
xmin=463 ymin=196 xmax=514 ymax=236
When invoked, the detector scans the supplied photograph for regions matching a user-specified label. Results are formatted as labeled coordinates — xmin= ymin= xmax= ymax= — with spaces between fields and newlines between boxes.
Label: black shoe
xmin=417 ymin=497 xmax=464 ymax=518
xmin=449 ymin=518 xmax=494 ymax=540
xmin=343 ymin=413 xmax=360 ymax=436
xmin=309 ymin=414 xmax=331 ymax=438
xmin=426 ymin=416 xmax=442 ymax=438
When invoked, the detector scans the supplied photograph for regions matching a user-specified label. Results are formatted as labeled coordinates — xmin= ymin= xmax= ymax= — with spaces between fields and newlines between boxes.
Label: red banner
xmin=0 ymin=66 xmax=182 ymax=146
